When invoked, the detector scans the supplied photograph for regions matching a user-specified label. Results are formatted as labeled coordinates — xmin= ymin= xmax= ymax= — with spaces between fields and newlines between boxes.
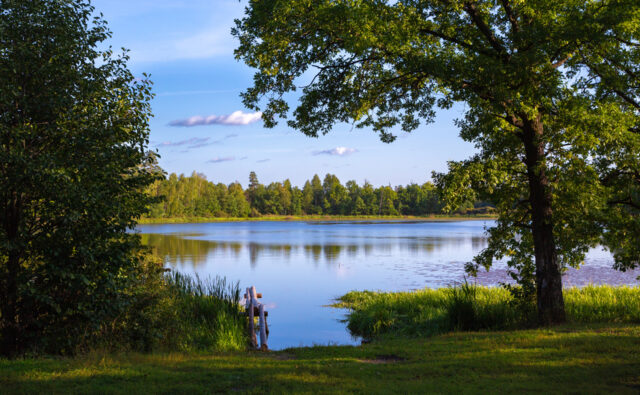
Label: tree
xmin=226 ymin=182 xmax=251 ymax=217
xmin=234 ymin=0 xmax=640 ymax=324
xmin=0 ymin=0 xmax=158 ymax=356
xmin=247 ymin=171 xmax=260 ymax=205
xmin=310 ymin=174 xmax=324 ymax=214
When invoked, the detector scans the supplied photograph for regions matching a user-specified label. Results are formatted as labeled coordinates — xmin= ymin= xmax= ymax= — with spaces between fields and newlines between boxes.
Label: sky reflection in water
xmin=137 ymin=220 xmax=639 ymax=349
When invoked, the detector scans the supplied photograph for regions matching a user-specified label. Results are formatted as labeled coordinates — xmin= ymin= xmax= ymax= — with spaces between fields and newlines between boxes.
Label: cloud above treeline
xmin=207 ymin=155 xmax=247 ymax=164
xmin=169 ymin=111 xmax=262 ymax=127
xmin=157 ymin=137 xmax=212 ymax=149
xmin=156 ymin=134 xmax=239 ymax=151
xmin=207 ymin=156 xmax=235 ymax=164
xmin=313 ymin=146 xmax=357 ymax=156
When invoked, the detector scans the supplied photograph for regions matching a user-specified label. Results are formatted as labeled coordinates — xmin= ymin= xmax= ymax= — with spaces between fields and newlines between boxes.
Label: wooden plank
xmin=249 ymin=306 xmax=268 ymax=317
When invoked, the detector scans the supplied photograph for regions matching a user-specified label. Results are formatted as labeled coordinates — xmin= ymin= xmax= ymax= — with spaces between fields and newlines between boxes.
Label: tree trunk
xmin=522 ymin=116 xmax=566 ymax=325
xmin=1 ymin=251 xmax=20 ymax=357
xmin=1 ymin=196 xmax=21 ymax=357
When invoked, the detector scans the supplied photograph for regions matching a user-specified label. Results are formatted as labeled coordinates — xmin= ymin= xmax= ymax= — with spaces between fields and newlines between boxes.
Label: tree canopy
xmin=234 ymin=0 xmax=640 ymax=324
xmin=0 ymin=0 xmax=158 ymax=356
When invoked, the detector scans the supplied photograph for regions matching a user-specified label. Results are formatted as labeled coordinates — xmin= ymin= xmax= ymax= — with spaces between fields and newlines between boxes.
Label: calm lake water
xmin=137 ymin=220 xmax=639 ymax=349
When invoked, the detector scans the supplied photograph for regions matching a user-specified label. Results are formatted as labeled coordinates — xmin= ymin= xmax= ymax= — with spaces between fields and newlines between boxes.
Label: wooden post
xmin=245 ymin=285 xmax=268 ymax=351
xmin=246 ymin=287 xmax=257 ymax=349
xmin=258 ymin=303 xmax=268 ymax=350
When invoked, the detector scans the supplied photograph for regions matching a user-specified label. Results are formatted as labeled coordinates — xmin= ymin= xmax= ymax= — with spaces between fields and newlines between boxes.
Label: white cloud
xmin=170 ymin=111 xmax=262 ymax=127
xmin=207 ymin=156 xmax=235 ymax=163
xmin=157 ymin=137 xmax=211 ymax=147
xmin=313 ymin=147 xmax=357 ymax=156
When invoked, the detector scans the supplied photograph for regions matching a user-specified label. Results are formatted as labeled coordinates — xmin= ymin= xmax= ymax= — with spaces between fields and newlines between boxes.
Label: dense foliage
xmin=234 ymin=0 xmax=640 ymax=324
xmin=144 ymin=171 xmax=491 ymax=218
xmin=0 ymin=0 xmax=159 ymax=356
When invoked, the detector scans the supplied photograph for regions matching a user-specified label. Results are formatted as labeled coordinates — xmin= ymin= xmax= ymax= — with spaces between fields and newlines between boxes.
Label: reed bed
xmin=158 ymin=272 xmax=246 ymax=352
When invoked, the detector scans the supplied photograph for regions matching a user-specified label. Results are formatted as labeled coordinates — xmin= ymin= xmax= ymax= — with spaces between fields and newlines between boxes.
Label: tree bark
xmin=522 ymin=116 xmax=566 ymax=325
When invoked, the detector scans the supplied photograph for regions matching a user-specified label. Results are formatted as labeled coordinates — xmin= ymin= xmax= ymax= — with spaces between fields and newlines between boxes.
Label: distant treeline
xmin=145 ymin=171 xmax=493 ymax=218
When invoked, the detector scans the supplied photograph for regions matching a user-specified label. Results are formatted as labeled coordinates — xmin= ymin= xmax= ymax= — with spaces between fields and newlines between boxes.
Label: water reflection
xmin=141 ymin=233 xmax=470 ymax=267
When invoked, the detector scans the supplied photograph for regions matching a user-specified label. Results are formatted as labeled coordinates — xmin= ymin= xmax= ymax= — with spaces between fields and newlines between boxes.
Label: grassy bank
xmin=336 ymin=285 xmax=640 ymax=339
xmin=137 ymin=214 xmax=496 ymax=224
xmin=1 ymin=323 xmax=639 ymax=393
xmin=96 ymin=266 xmax=247 ymax=354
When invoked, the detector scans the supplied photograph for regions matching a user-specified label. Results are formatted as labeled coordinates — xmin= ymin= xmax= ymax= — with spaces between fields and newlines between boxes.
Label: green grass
xmin=159 ymin=273 xmax=246 ymax=352
xmin=137 ymin=214 xmax=496 ymax=224
xmin=100 ymin=268 xmax=248 ymax=354
xmin=336 ymin=285 xmax=640 ymax=339
xmin=1 ymin=323 xmax=639 ymax=393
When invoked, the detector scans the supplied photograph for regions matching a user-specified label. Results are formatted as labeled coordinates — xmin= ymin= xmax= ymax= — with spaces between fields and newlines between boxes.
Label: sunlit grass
xmin=336 ymin=285 xmax=640 ymax=339
xmin=2 ymin=324 xmax=639 ymax=393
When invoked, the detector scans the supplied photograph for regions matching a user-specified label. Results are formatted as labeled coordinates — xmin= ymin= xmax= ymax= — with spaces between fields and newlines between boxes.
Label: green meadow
xmin=2 ymin=285 xmax=639 ymax=394
xmin=1 ymin=323 xmax=639 ymax=394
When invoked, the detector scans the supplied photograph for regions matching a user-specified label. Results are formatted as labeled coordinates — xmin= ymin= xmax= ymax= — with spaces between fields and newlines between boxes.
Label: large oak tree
xmin=234 ymin=0 xmax=640 ymax=324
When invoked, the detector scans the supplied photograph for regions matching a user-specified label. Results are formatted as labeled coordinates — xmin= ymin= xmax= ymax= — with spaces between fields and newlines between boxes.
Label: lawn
xmin=2 ymin=323 xmax=639 ymax=394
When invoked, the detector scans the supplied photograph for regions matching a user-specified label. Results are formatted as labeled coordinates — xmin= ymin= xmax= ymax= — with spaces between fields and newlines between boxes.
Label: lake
xmin=137 ymin=220 xmax=639 ymax=349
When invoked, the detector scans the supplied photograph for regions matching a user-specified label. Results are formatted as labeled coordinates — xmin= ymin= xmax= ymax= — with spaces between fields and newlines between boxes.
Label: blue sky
xmin=93 ymin=0 xmax=477 ymax=187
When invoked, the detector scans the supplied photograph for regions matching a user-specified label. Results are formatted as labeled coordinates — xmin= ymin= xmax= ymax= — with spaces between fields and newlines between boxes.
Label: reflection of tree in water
xmin=140 ymin=234 xmax=242 ymax=267
xmin=304 ymin=244 xmax=324 ymax=264
xmin=324 ymin=245 xmax=342 ymax=263
xmin=248 ymin=243 xmax=295 ymax=267
xmin=471 ymin=236 xmax=488 ymax=251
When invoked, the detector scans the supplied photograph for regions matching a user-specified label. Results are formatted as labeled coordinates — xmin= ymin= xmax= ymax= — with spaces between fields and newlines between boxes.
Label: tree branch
xmin=463 ymin=2 xmax=510 ymax=61
xmin=551 ymin=55 xmax=572 ymax=69
xmin=419 ymin=28 xmax=498 ymax=58
xmin=499 ymin=0 xmax=519 ymax=34
xmin=586 ymin=61 xmax=640 ymax=110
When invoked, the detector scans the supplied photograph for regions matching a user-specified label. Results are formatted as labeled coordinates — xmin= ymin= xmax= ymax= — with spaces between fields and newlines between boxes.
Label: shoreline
xmin=136 ymin=214 xmax=497 ymax=225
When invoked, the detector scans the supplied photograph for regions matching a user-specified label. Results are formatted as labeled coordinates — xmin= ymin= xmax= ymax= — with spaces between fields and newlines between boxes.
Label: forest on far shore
xmin=145 ymin=171 xmax=494 ymax=218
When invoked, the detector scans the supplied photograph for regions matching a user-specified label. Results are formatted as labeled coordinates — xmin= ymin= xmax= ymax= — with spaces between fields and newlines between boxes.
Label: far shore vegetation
xmin=143 ymin=171 xmax=496 ymax=221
